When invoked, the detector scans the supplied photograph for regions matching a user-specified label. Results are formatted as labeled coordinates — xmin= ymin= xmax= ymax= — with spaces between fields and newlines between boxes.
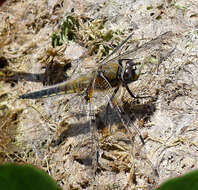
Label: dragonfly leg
xmin=124 ymin=83 xmax=152 ymax=99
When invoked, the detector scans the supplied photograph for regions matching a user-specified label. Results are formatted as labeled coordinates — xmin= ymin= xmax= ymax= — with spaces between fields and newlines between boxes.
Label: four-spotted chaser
xmin=19 ymin=31 xmax=174 ymax=146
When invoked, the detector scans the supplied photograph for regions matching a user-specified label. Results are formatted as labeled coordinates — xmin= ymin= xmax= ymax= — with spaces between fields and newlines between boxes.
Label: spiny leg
xmin=123 ymin=83 xmax=152 ymax=99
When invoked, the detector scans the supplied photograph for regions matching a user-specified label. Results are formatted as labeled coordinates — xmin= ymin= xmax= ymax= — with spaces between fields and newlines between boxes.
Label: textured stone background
xmin=0 ymin=0 xmax=198 ymax=189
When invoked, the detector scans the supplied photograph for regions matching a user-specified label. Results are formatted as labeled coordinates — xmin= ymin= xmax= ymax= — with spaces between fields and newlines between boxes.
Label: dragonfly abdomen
xmin=19 ymin=86 xmax=63 ymax=99
xmin=19 ymin=74 xmax=92 ymax=99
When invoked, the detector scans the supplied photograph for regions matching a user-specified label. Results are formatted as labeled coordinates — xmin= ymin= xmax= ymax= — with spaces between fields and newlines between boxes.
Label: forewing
xmin=99 ymin=31 xmax=175 ymax=70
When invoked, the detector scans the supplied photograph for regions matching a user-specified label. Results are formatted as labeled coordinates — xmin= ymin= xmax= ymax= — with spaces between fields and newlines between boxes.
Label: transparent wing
xmin=98 ymin=31 xmax=174 ymax=70
xmin=15 ymin=31 xmax=175 ymax=185
xmin=17 ymin=31 xmax=175 ymax=140
xmin=69 ymin=31 xmax=175 ymax=141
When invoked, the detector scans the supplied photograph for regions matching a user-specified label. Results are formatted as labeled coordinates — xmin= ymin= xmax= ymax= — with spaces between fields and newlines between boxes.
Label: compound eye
xmin=123 ymin=67 xmax=132 ymax=81
xmin=119 ymin=59 xmax=139 ymax=83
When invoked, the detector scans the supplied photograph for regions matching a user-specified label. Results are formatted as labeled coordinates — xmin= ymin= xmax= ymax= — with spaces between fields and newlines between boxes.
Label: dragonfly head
xmin=119 ymin=59 xmax=143 ymax=84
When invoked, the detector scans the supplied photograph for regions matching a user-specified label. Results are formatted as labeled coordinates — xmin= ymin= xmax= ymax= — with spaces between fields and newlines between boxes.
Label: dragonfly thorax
xmin=118 ymin=59 xmax=142 ymax=84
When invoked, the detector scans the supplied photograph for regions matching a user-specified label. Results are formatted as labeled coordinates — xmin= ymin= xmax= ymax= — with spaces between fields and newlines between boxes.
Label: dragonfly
xmin=19 ymin=31 xmax=174 ymax=147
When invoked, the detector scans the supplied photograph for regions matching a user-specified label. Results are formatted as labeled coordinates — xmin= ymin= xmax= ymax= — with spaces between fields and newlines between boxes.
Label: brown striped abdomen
xmin=19 ymin=62 xmax=120 ymax=99
xmin=19 ymin=74 xmax=94 ymax=99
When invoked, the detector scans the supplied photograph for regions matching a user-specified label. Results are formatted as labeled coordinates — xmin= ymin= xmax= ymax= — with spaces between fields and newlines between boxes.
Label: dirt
xmin=0 ymin=0 xmax=198 ymax=189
